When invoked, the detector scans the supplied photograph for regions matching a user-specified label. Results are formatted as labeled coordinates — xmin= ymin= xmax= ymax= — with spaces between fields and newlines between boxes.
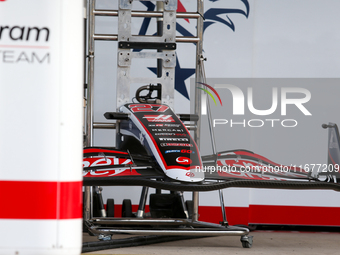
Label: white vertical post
xmin=0 ymin=0 xmax=84 ymax=254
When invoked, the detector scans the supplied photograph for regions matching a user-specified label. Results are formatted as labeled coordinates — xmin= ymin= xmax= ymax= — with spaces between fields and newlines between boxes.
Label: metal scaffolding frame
xmin=83 ymin=0 xmax=252 ymax=248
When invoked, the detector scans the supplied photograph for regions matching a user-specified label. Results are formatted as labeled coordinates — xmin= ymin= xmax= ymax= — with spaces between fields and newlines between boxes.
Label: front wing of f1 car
xmin=83 ymin=103 xmax=340 ymax=192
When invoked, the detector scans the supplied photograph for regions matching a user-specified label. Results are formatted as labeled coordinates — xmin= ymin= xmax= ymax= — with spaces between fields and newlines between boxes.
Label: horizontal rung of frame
xmin=93 ymin=34 xmax=200 ymax=43
xmin=185 ymin=125 xmax=197 ymax=131
xmin=93 ymin=122 xmax=116 ymax=129
xmin=90 ymin=227 xmax=249 ymax=237
xmin=119 ymin=41 xmax=176 ymax=50
xmin=91 ymin=218 xmax=243 ymax=230
xmin=176 ymin=36 xmax=200 ymax=43
xmin=93 ymin=34 xmax=118 ymax=40
xmin=118 ymin=51 xmax=176 ymax=68
xmin=93 ymin=10 xmax=201 ymax=19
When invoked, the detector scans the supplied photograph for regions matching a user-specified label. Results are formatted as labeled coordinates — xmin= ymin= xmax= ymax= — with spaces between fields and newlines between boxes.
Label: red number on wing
xmin=129 ymin=104 xmax=169 ymax=113
xmin=156 ymin=105 xmax=169 ymax=112
xmin=129 ymin=104 xmax=153 ymax=113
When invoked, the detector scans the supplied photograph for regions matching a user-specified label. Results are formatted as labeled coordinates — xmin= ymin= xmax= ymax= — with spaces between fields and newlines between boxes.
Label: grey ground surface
xmin=82 ymin=230 xmax=340 ymax=255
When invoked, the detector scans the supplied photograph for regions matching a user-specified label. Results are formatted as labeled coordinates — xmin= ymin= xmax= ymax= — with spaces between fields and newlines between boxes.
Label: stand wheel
xmin=122 ymin=199 xmax=133 ymax=217
xmin=242 ymin=241 xmax=252 ymax=248
xmin=106 ymin=198 xmax=115 ymax=217
xmin=240 ymin=235 xmax=253 ymax=248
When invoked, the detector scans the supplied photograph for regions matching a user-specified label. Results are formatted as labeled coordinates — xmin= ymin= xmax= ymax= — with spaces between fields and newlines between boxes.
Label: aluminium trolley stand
xmin=83 ymin=0 xmax=253 ymax=249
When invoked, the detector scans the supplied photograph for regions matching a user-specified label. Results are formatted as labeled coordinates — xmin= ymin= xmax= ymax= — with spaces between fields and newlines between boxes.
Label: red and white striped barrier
xmin=0 ymin=0 xmax=83 ymax=254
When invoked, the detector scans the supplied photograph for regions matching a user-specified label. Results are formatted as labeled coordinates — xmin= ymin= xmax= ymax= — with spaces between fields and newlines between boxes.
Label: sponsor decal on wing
xmin=160 ymin=143 xmax=193 ymax=147
xmin=176 ymin=156 xmax=192 ymax=165
xmin=143 ymin=114 xmax=175 ymax=122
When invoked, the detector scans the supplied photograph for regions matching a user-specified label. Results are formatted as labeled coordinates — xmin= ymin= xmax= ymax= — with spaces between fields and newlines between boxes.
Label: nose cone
xmin=165 ymin=167 xmax=205 ymax=182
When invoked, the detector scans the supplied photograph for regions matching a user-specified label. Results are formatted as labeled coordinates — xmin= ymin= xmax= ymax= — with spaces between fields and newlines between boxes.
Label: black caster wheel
xmin=240 ymin=235 xmax=253 ymax=248
xmin=242 ymin=241 xmax=251 ymax=248
xmin=106 ymin=198 xmax=115 ymax=217
xmin=122 ymin=199 xmax=133 ymax=217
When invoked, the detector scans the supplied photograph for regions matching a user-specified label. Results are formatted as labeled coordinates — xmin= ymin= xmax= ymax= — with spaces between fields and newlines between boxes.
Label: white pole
xmin=0 ymin=0 xmax=84 ymax=254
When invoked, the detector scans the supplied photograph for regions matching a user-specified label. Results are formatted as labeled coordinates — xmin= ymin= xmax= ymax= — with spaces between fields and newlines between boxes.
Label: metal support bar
xmin=90 ymin=227 xmax=249 ymax=237
xmin=93 ymin=122 xmax=116 ymax=129
xmin=156 ymin=1 xmax=164 ymax=79
xmin=194 ymin=0 xmax=204 ymax=147
xmin=137 ymin=186 xmax=149 ymax=218
xmin=175 ymin=36 xmax=200 ymax=43
xmin=94 ymin=10 xmax=201 ymax=19
xmin=84 ymin=0 xmax=96 ymax=222
xmin=192 ymin=191 xmax=199 ymax=222
xmin=91 ymin=218 xmax=241 ymax=230
xmin=191 ymin=0 xmax=204 ymax=225
xmin=84 ymin=186 xmax=91 ymax=221
xmin=185 ymin=125 xmax=197 ymax=131
xmin=177 ymin=191 xmax=189 ymax=219
xmin=94 ymin=186 xmax=107 ymax=217
xmin=92 ymin=218 xmax=230 ymax=228
xmin=83 ymin=0 xmax=87 ymax=142
xmin=86 ymin=0 xmax=95 ymax=147
xmin=93 ymin=34 xmax=118 ymax=41
xmin=93 ymin=218 xmax=191 ymax=225
xmin=205 ymin=79 xmax=228 ymax=224
xmin=218 ymin=188 xmax=228 ymax=224
xmin=93 ymin=34 xmax=199 ymax=43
